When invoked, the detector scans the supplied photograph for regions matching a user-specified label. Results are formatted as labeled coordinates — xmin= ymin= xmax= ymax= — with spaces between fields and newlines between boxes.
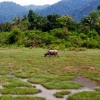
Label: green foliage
xmin=0 ymin=8 xmax=100 ymax=49
xmin=0 ymin=22 xmax=11 ymax=32
xmin=0 ymin=32 xmax=10 ymax=46
xmin=57 ymin=15 xmax=73 ymax=27
xmin=18 ymin=20 xmax=30 ymax=31
xmin=68 ymin=47 xmax=87 ymax=51
xmin=48 ymin=43 xmax=66 ymax=50
xmin=87 ymin=39 xmax=99 ymax=48
xmin=79 ymin=33 xmax=87 ymax=40
xmin=46 ymin=14 xmax=61 ymax=30
xmin=7 ymin=29 xmax=25 ymax=46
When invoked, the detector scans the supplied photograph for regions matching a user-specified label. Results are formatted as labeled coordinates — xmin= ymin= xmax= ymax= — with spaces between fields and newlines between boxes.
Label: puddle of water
xmin=0 ymin=85 xmax=3 ymax=96
xmin=73 ymin=76 xmax=97 ymax=89
xmin=33 ymin=84 xmax=64 ymax=100
xmin=0 ymin=74 xmax=98 ymax=100
xmin=0 ymin=85 xmax=3 ymax=89
xmin=33 ymin=84 xmax=95 ymax=100
xmin=20 ymin=78 xmax=96 ymax=100
xmin=10 ymin=83 xmax=95 ymax=100
xmin=5 ymin=74 xmax=14 ymax=77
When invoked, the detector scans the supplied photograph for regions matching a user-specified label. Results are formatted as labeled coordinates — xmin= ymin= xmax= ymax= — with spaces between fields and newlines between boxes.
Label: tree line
xmin=0 ymin=5 xmax=100 ymax=49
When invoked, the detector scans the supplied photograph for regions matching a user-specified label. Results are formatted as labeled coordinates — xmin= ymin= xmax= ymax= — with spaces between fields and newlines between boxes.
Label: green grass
xmin=95 ymin=87 xmax=100 ymax=92
xmin=0 ymin=87 xmax=41 ymax=95
xmin=54 ymin=90 xmax=71 ymax=98
xmin=28 ymin=74 xmax=83 ymax=89
xmin=42 ymin=81 xmax=82 ymax=89
xmin=0 ymin=95 xmax=46 ymax=100
xmin=0 ymin=66 xmax=10 ymax=75
xmin=81 ymin=70 xmax=100 ymax=81
xmin=0 ymin=76 xmax=31 ymax=87
xmin=67 ymin=91 xmax=100 ymax=100
xmin=0 ymin=47 xmax=100 ymax=99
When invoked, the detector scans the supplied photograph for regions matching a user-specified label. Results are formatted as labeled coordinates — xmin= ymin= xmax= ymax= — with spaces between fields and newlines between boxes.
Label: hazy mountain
xmin=0 ymin=0 xmax=100 ymax=23
xmin=25 ymin=4 xmax=49 ymax=11
xmin=36 ymin=0 xmax=100 ymax=21
xmin=0 ymin=1 xmax=49 ymax=23
xmin=0 ymin=1 xmax=28 ymax=23
xmin=72 ymin=0 xmax=100 ymax=21
xmin=36 ymin=0 xmax=92 ymax=16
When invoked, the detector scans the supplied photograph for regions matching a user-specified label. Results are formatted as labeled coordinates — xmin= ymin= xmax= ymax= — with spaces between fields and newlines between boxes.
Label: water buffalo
xmin=44 ymin=50 xmax=59 ymax=57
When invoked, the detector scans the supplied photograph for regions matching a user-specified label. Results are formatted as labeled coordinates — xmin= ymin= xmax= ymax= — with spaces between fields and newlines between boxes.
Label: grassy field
xmin=0 ymin=47 xmax=100 ymax=100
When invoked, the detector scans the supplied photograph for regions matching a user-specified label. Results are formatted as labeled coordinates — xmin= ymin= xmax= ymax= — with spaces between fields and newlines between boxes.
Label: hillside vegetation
xmin=0 ymin=6 xmax=100 ymax=49
xmin=0 ymin=0 xmax=100 ymax=23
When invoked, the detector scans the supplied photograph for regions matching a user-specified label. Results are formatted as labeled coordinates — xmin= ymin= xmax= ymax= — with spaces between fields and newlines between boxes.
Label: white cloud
xmin=0 ymin=0 xmax=61 ymax=5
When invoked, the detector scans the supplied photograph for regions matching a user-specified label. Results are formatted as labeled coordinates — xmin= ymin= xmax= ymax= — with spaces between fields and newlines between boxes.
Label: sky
xmin=0 ymin=0 xmax=61 ymax=5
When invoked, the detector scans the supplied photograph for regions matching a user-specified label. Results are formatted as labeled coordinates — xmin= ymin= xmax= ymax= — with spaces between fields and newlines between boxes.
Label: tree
xmin=89 ymin=11 xmax=99 ymax=26
xmin=47 ymin=14 xmax=61 ymax=30
xmin=21 ymin=15 xmax=28 ymax=21
xmin=57 ymin=15 xmax=73 ymax=28
xmin=18 ymin=20 xmax=30 ymax=31
xmin=0 ymin=22 xmax=11 ymax=32
xmin=80 ymin=11 xmax=99 ymax=31
xmin=12 ymin=17 xmax=21 ymax=25
xmin=97 ymin=5 xmax=100 ymax=12
xmin=27 ymin=9 xmax=37 ymax=30
xmin=7 ymin=29 xmax=24 ymax=46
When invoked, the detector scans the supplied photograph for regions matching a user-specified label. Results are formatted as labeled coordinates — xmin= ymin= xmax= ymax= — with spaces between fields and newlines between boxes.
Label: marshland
xmin=0 ymin=47 xmax=100 ymax=100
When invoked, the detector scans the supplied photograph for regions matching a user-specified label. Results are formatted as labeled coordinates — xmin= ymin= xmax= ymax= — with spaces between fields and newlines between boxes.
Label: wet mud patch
xmin=97 ymin=82 xmax=100 ymax=86
xmin=73 ymin=75 xmax=97 ymax=89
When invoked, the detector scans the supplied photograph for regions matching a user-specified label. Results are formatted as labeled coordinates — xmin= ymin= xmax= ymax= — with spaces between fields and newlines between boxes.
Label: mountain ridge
xmin=36 ymin=0 xmax=100 ymax=21
xmin=0 ymin=0 xmax=100 ymax=23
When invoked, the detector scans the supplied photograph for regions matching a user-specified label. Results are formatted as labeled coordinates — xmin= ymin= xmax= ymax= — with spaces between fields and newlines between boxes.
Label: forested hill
xmin=0 ymin=0 xmax=100 ymax=23
xmin=0 ymin=2 xmax=28 ymax=23
xmin=36 ymin=0 xmax=100 ymax=21
xmin=0 ymin=1 xmax=49 ymax=23
xmin=72 ymin=0 xmax=100 ymax=21
xmin=0 ymin=2 xmax=27 ymax=23
xmin=36 ymin=0 xmax=93 ymax=16
xmin=25 ymin=4 xmax=49 ymax=11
